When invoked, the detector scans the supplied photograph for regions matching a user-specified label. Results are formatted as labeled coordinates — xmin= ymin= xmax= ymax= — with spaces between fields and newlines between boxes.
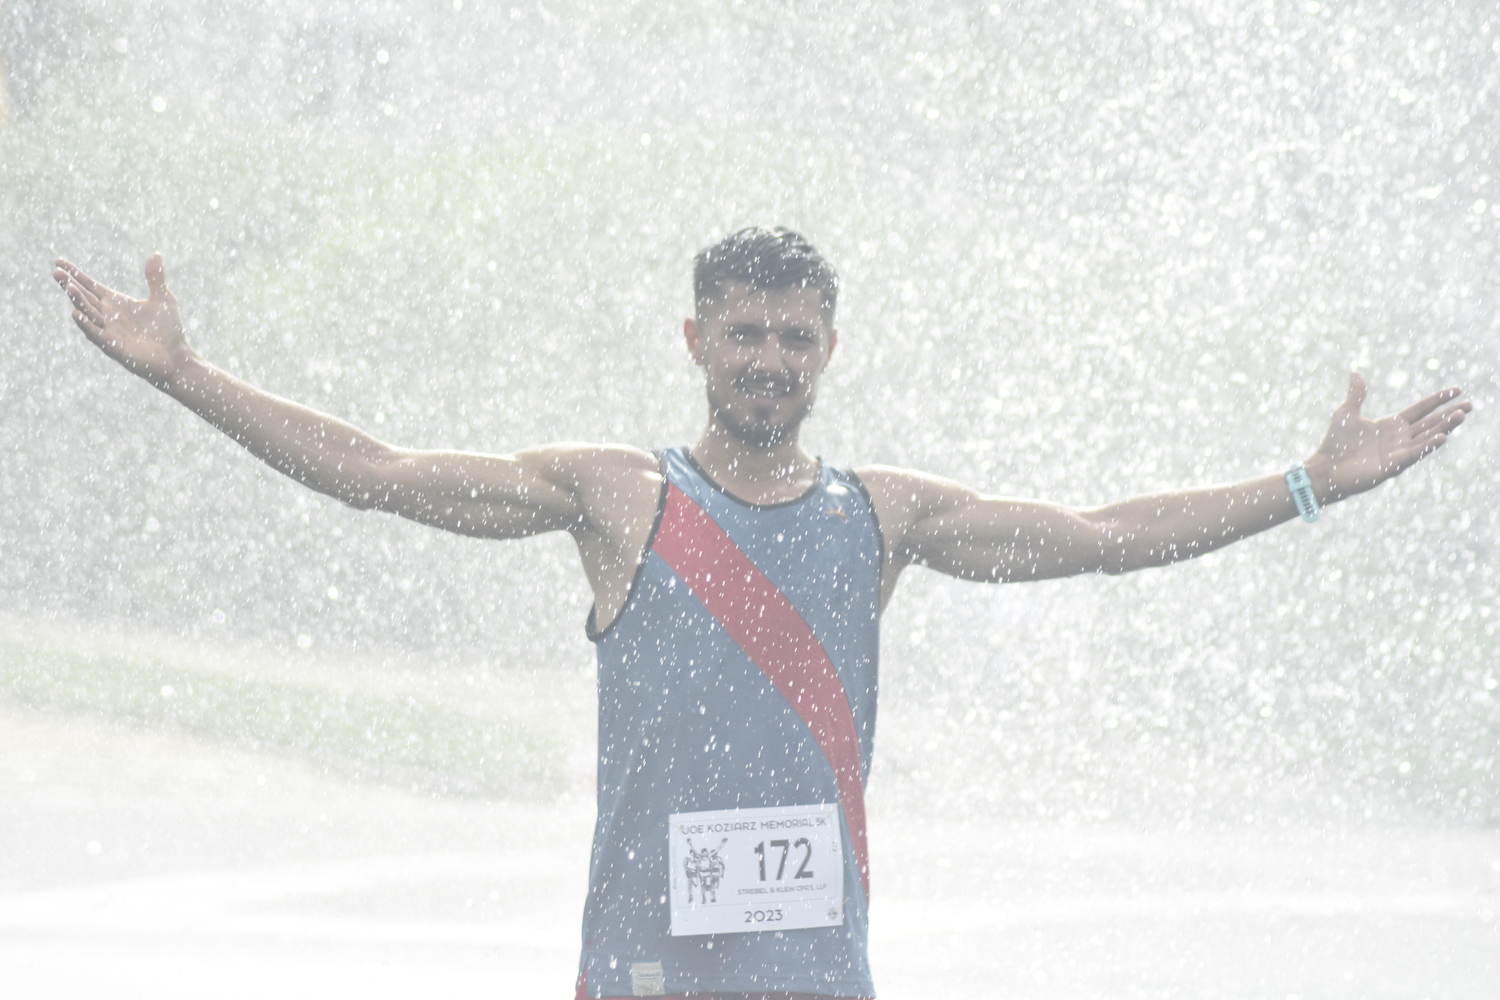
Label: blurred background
xmin=1 ymin=1 xmax=1497 ymax=996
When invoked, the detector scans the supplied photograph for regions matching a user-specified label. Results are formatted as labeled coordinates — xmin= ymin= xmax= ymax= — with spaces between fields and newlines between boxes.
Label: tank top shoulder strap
xmin=659 ymin=446 xmax=705 ymax=499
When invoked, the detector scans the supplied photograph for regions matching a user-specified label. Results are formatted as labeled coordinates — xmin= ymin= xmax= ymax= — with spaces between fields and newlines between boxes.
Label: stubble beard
xmin=704 ymin=381 xmax=816 ymax=449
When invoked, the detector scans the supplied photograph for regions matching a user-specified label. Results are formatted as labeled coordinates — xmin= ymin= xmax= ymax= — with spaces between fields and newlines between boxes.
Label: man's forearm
xmin=1083 ymin=456 xmax=1332 ymax=573
xmin=159 ymin=351 xmax=397 ymax=507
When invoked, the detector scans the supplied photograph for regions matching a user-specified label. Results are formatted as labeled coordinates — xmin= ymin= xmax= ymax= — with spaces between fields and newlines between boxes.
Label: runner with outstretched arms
xmin=53 ymin=228 xmax=1470 ymax=998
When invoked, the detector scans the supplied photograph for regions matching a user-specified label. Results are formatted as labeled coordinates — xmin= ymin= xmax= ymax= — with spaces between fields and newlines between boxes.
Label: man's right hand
xmin=54 ymin=253 xmax=192 ymax=388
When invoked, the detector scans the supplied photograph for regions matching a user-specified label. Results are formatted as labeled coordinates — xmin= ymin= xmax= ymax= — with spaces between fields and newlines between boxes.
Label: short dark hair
xmin=693 ymin=227 xmax=839 ymax=322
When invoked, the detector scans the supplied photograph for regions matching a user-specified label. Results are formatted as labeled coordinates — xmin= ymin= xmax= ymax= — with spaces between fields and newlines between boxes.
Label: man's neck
xmin=690 ymin=422 xmax=819 ymax=506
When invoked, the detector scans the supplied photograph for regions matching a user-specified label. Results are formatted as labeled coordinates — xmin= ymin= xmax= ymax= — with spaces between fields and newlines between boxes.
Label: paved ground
xmin=2 ymin=704 xmax=1497 ymax=999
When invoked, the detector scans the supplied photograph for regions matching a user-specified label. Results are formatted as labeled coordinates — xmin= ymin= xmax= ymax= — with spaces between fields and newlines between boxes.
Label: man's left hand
xmin=1309 ymin=372 xmax=1471 ymax=502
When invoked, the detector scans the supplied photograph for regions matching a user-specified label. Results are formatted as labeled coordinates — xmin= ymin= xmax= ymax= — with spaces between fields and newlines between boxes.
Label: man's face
xmin=685 ymin=282 xmax=837 ymax=448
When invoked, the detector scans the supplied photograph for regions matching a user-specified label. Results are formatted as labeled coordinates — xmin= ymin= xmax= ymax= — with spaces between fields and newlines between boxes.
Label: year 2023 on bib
xmin=667 ymin=803 xmax=845 ymax=937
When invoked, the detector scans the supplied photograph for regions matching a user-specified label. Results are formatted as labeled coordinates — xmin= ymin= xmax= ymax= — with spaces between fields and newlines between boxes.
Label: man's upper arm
xmin=856 ymin=465 xmax=1112 ymax=585
xmin=359 ymin=442 xmax=658 ymax=541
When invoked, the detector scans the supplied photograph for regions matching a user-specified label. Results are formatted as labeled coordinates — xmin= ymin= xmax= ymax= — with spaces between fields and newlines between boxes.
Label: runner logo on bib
xmin=667 ymin=803 xmax=844 ymax=936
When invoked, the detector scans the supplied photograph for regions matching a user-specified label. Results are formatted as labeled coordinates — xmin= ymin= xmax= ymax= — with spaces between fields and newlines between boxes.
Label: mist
xmin=2 ymin=1 xmax=1496 ymax=996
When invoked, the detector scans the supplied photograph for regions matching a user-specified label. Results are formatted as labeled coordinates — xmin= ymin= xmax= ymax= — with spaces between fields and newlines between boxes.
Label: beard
xmin=704 ymin=378 xmax=816 ymax=448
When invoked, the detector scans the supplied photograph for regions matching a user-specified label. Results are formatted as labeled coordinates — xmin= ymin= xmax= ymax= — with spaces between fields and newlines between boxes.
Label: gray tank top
xmin=577 ymin=447 xmax=882 ymax=997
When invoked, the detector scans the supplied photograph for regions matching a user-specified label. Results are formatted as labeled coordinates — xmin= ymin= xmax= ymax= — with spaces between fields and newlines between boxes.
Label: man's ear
xmin=822 ymin=326 xmax=838 ymax=371
xmin=684 ymin=317 xmax=705 ymax=366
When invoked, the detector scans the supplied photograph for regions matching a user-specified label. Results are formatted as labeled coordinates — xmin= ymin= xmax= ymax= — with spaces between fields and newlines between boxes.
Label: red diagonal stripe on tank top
xmin=651 ymin=482 xmax=870 ymax=901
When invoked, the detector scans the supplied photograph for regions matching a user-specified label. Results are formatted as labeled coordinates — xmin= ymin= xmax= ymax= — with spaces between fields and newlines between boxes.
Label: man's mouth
xmin=735 ymin=377 xmax=795 ymax=400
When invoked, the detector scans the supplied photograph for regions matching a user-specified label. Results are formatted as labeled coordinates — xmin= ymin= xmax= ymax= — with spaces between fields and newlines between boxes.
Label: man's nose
xmin=752 ymin=333 xmax=790 ymax=372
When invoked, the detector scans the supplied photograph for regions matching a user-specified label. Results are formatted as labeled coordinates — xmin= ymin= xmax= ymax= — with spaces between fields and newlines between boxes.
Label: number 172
xmin=754 ymin=838 xmax=813 ymax=881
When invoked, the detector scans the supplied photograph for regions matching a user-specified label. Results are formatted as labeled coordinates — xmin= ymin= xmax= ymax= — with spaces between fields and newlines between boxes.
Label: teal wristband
xmin=1285 ymin=463 xmax=1320 ymax=523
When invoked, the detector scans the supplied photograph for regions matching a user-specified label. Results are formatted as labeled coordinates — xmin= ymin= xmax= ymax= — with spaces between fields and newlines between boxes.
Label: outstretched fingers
xmin=71 ymin=308 xmax=106 ymax=343
xmin=53 ymin=258 xmax=111 ymax=298
xmin=1395 ymin=404 xmax=1468 ymax=464
xmin=1408 ymin=401 xmax=1472 ymax=439
xmin=1397 ymin=386 xmax=1464 ymax=424
xmin=62 ymin=278 xmax=106 ymax=325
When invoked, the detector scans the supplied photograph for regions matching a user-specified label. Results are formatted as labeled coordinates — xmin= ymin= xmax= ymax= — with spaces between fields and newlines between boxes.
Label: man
xmin=53 ymin=227 xmax=1469 ymax=998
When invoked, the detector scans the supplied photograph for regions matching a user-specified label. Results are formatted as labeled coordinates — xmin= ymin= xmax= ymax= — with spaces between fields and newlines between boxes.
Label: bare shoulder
xmin=515 ymin=441 xmax=659 ymax=483
xmin=853 ymin=464 xmax=980 ymax=556
xmin=854 ymin=464 xmax=979 ymax=514
xmin=527 ymin=442 xmax=663 ymax=537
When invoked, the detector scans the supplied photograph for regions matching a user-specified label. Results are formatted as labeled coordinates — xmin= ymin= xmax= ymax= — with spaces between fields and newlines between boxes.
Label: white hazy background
xmin=1 ymin=1 xmax=1497 ymax=997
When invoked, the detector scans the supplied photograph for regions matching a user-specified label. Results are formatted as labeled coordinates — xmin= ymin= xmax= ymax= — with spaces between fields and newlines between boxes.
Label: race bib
xmin=667 ymin=803 xmax=845 ymax=936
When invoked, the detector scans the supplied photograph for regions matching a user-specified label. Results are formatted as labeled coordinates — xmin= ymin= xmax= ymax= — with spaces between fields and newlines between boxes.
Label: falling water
xmin=2 ymin=1 xmax=1496 ymax=996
